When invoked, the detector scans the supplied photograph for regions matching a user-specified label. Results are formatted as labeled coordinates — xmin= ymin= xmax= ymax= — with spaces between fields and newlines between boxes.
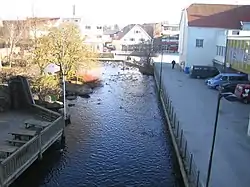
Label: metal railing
xmin=154 ymin=68 xmax=204 ymax=187
xmin=0 ymin=105 xmax=63 ymax=187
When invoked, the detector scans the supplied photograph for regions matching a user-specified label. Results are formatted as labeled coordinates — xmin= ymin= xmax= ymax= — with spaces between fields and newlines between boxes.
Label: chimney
xmin=73 ymin=5 xmax=76 ymax=17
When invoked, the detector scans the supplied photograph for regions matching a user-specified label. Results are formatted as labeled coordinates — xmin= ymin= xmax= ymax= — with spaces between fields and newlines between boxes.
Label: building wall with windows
xmin=213 ymin=30 xmax=227 ymax=68
xmin=185 ymin=27 xmax=223 ymax=67
xmin=225 ymin=30 xmax=250 ymax=73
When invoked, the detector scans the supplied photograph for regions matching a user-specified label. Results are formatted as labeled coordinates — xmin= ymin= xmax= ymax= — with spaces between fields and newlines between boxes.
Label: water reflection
xmin=11 ymin=63 xmax=179 ymax=187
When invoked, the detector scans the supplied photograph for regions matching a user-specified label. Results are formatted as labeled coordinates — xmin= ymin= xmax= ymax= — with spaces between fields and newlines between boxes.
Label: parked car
xmin=189 ymin=65 xmax=219 ymax=79
xmin=234 ymin=84 xmax=250 ymax=104
xmin=219 ymin=81 xmax=250 ymax=93
xmin=206 ymin=73 xmax=248 ymax=89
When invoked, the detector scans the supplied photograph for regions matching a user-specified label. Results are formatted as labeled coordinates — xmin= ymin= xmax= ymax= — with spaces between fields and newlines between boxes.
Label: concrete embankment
xmin=154 ymin=66 xmax=203 ymax=187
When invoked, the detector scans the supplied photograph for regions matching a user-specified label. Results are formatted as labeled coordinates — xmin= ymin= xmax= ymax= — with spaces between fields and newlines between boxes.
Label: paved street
xmin=155 ymin=62 xmax=250 ymax=187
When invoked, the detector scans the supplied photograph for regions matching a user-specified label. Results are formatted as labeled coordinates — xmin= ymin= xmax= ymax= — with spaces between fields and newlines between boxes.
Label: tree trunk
xmin=8 ymin=42 xmax=14 ymax=68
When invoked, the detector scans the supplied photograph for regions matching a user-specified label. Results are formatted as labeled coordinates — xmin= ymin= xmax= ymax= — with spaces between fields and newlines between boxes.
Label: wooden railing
xmin=0 ymin=105 xmax=64 ymax=187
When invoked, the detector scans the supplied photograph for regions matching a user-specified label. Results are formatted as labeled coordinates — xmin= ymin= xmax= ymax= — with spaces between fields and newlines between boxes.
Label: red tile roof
xmin=187 ymin=4 xmax=250 ymax=29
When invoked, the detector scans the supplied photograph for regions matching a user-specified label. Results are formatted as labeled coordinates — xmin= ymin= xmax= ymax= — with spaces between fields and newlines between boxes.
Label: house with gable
xmin=178 ymin=3 xmax=250 ymax=69
xmin=112 ymin=24 xmax=153 ymax=51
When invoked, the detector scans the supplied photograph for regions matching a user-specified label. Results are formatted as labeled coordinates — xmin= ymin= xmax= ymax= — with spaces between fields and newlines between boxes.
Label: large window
xmin=216 ymin=45 xmax=226 ymax=56
xmin=196 ymin=39 xmax=204 ymax=48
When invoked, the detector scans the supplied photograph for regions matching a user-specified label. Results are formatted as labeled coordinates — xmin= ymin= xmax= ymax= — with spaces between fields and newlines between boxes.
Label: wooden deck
xmin=0 ymin=105 xmax=64 ymax=187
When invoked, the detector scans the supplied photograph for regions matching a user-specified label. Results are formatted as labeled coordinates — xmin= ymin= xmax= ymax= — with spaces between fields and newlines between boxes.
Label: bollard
xmin=189 ymin=154 xmax=193 ymax=175
xmin=196 ymin=171 xmax=200 ymax=187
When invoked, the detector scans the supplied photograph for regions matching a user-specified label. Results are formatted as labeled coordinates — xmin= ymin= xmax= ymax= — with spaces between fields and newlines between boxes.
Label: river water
xmin=12 ymin=63 xmax=180 ymax=187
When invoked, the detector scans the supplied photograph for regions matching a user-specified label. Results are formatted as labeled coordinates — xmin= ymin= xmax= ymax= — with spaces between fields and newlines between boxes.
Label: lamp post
xmin=205 ymin=92 xmax=238 ymax=187
xmin=158 ymin=34 xmax=164 ymax=95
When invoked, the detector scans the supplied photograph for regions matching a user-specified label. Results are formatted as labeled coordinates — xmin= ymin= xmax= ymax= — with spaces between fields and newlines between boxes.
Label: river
xmin=11 ymin=62 xmax=181 ymax=187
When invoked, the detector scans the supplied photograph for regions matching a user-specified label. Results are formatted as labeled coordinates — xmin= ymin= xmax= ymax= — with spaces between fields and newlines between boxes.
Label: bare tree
xmin=2 ymin=19 xmax=27 ymax=67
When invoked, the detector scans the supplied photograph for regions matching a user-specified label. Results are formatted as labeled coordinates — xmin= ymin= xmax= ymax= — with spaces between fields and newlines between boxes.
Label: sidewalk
xmin=155 ymin=62 xmax=250 ymax=187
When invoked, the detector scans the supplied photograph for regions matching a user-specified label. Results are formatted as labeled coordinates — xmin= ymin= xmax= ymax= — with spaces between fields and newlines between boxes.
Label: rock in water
xmin=79 ymin=94 xmax=90 ymax=98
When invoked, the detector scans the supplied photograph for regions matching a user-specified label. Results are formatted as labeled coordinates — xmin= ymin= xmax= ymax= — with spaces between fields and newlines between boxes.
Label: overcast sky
xmin=0 ymin=0 xmax=250 ymax=25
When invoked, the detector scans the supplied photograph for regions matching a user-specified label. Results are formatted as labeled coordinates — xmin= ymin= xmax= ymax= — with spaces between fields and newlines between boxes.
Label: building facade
xmin=113 ymin=24 xmax=152 ymax=51
xmin=225 ymin=30 xmax=250 ymax=73
xmin=179 ymin=3 xmax=250 ymax=68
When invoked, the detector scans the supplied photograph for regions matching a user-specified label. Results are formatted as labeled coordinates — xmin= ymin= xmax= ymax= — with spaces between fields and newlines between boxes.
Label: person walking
xmin=171 ymin=60 xmax=176 ymax=69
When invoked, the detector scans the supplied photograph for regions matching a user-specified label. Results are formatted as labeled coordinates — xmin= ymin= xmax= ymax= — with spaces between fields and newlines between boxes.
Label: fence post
xmin=38 ymin=129 xmax=43 ymax=160
xmin=184 ymin=140 xmax=187 ymax=158
xmin=189 ymin=154 xmax=193 ymax=175
xmin=177 ymin=121 xmax=180 ymax=137
xmin=169 ymin=101 xmax=172 ymax=115
xmin=171 ymin=107 xmax=174 ymax=121
xmin=173 ymin=113 xmax=176 ymax=128
xmin=0 ymin=165 xmax=4 ymax=187
xmin=196 ymin=171 xmax=200 ymax=187
xmin=180 ymin=130 xmax=183 ymax=148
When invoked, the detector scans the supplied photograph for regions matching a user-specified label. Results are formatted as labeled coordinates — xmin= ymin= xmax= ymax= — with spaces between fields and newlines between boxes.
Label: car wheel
xmin=197 ymin=76 xmax=200 ymax=79
xmin=215 ymin=85 xmax=219 ymax=90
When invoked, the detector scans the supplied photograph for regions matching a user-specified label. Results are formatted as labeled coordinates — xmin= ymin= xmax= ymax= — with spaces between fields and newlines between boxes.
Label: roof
xmin=115 ymin=24 xmax=135 ymax=40
xmin=115 ymin=24 xmax=154 ymax=40
xmin=103 ymin=29 xmax=119 ymax=35
xmin=187 ymin=4 xmax=250 ymax=29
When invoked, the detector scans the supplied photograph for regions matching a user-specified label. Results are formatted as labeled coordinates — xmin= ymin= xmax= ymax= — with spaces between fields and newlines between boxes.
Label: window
xmin=74 ymin=19 xmax=79 ymax=22
xmin=130 ymin=38 xmax=135 ymax=41
xmin=216 ymin=45 xmax=219 ymax=55
xmin=196 ymin=39 xmax=204 ymax=48
xmin=139 ymin=38 xmax=145 ymax=42
xmin=135 ymin=30 xmax=140 ymax=33
xmin=97 ymin=35 xmax=102 ymax=38
xmin=221 ymin=47 xmax=225 ymax=56
xmin=85 ymin=26 xmax=91 ymax=29
xmin=219 ymin=46 xmax=222 ymax=56
xmin=221 ymin=76 xmax=228 ymax=81
xmin=97 ymin=26 xmax=102 ymax=29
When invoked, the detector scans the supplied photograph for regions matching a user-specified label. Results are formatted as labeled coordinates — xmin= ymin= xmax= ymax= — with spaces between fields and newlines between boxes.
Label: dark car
xmin=189 ymin=65 xmax=219 ymax=79
xmin=219 ymin=81 xmax=250 ymax=93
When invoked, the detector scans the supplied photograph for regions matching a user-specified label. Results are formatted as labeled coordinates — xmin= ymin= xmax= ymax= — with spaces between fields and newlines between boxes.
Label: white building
xmin=61 ymin=18 xmax=104 ymax=52
xmin=178 ymin=3 xmax=250 ymax=68
xmin=161 ymin=23 xmax=179 ymax=36
xmin=114 ymin=24 xmax=153 ymax=51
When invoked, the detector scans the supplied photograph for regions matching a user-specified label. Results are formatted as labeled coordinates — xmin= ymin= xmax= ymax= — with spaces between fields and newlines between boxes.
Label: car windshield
xmin=213 ymin=74 xmax=222 ymax=80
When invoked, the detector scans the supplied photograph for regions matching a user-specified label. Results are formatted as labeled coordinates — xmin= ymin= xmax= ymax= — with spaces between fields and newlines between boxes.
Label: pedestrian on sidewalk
xmin=171 ymin=60 xmax=176 ymax=69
